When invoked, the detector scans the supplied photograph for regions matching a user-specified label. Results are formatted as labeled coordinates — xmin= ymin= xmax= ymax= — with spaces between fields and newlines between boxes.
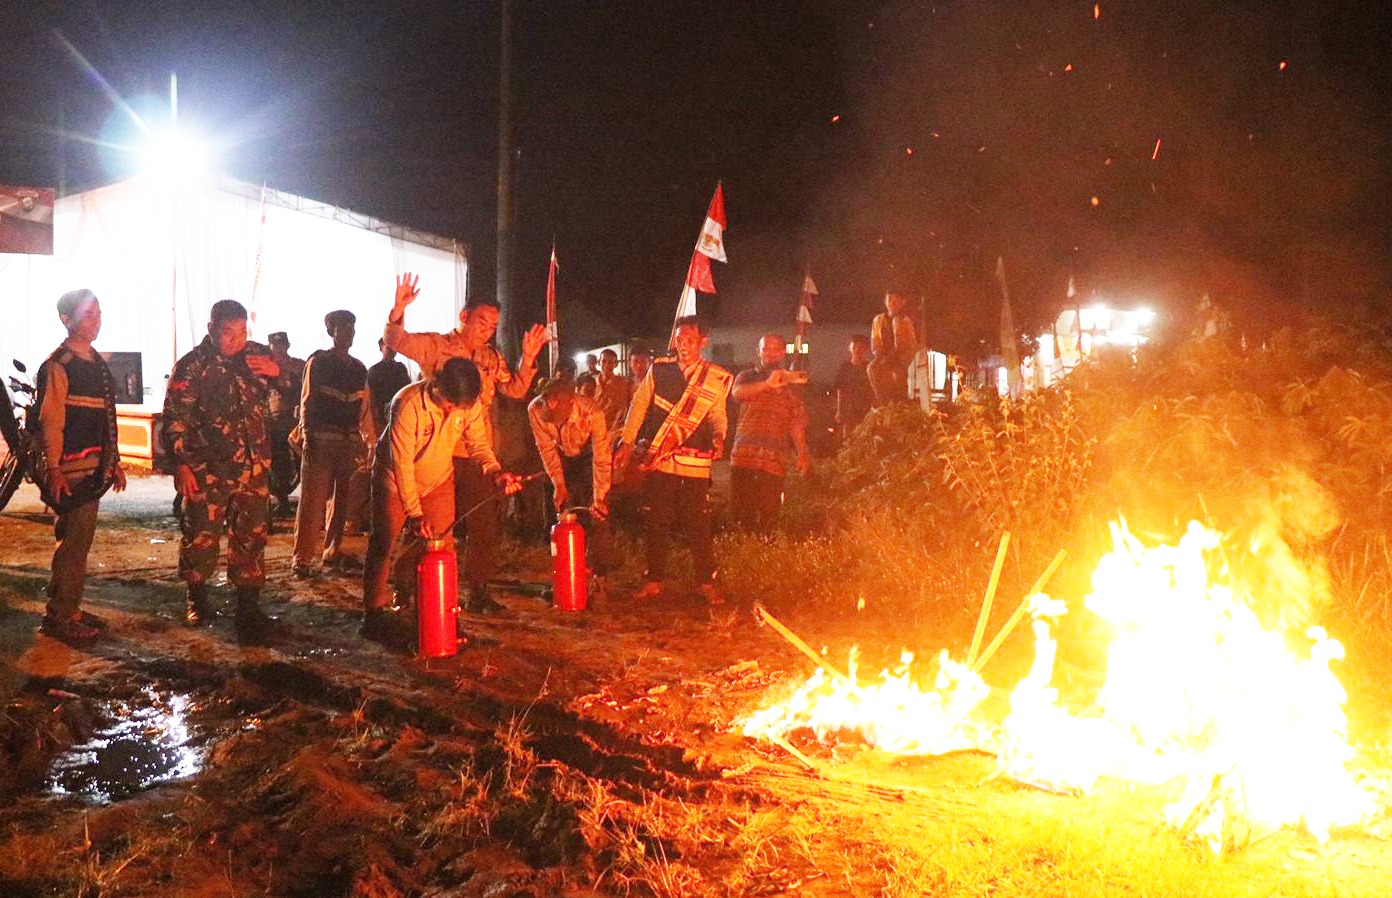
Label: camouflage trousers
xmin=178 ymin=469 xmax=270 ymax=588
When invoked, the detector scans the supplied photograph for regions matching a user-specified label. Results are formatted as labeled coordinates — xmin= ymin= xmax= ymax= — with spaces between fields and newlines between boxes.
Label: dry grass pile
xmin=722 ymin=317 xmax=1392 ymax=676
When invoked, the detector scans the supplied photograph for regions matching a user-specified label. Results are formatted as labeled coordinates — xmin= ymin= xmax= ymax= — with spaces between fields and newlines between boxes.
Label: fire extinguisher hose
xmin=403 ymin=471 xmax=547 ymax=547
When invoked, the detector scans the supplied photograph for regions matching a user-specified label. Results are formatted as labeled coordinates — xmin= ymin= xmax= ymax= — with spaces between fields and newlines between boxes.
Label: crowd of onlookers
xmin=19 ymin=283 xmax=919 ymax=653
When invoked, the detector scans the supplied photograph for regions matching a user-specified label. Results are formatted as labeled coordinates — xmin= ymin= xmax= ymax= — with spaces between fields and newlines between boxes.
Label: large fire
xmin=740 ymin=520 xmax=1377 ymax=852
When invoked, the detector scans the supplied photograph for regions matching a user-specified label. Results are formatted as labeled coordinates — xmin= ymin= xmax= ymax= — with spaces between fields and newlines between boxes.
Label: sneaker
xmin=361 ymin=606 xmax=416 ymax=653
xmin=292 ymin=566 xmax=322 ymax=580
xmin=699 ymin=583 xmax=725 ymax=606
xmin=39 ymin=613 xmax=99 ymax=647
xmin=634 ymin=580 xmax=663 ymax=601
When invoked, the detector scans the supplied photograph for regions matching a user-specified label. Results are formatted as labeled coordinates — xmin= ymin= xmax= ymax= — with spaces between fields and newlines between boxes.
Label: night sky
xmin=3 ymin=1 xmax=1391 ymax=355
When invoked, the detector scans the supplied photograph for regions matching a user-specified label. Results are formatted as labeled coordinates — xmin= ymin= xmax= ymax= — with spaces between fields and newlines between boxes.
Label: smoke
xmin=805 ymin=1 xmax=1392 ymax=350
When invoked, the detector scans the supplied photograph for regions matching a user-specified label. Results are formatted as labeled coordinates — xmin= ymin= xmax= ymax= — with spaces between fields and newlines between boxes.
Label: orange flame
xmin=739 ymin=520 xmax=1376 ymax=852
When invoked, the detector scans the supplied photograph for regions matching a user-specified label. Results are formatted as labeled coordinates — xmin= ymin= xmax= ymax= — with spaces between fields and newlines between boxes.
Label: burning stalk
xmin=753 ymin=604 xmax=853 ymax=687
xmin=971 ymin=549 xmax=1068 ymax=673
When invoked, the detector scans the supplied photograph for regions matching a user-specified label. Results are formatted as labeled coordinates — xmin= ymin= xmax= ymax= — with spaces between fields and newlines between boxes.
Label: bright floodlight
xmin=138 ymin=126 xmax=212 ymax=180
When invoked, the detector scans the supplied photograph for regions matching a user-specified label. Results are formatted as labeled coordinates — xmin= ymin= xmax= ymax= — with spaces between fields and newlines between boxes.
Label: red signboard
xmin=0 ymin=185 xmax=55 ymax=255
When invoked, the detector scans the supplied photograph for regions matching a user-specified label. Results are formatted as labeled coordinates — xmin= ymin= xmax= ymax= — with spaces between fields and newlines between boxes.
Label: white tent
xmin=0 ymin=174 xmax=467 ymax=411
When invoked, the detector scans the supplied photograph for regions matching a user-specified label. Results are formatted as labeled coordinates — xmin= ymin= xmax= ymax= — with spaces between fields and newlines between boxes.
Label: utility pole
xmin=495 ymin=0 xmax=517 ymax=361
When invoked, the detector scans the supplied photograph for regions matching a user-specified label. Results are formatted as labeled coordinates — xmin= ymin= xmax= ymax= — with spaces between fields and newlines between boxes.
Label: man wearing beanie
xmin=291 ymin=309 xmax=375 ymax=577
xmin=32 ymin=289 xmax=127 ymax=646
xmin=163 ymin=299 xmax=288 ymax=645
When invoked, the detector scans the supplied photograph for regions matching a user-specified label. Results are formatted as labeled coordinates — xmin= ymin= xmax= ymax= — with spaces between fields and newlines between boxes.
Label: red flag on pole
xmin=792 ymin=273 xmax=818 ymax=371
xmin=545 ymin=243 xmax=560 ymax=375
xmin=795 ymin=274 xmax=817 ymax=336
xmin=673 ymin=184 xmax=727 ymax=327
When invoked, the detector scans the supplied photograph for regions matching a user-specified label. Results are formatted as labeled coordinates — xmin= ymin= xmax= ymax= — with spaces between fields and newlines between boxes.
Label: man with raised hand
xmin=383 ymin=273 xmax=549 ymax=614
xmin=32 ymin=289 xmax=127 ymax=646
xmin=163 ymin=300 xmax=287 ymax=645
xmin=616 ymin=317 xmax=732 ymax=605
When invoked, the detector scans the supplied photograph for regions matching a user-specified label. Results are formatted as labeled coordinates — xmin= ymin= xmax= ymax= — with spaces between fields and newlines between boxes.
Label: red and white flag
xmin=545 ymin=243 xmax=560 ymax=374
xmin=674 ymin=183 xmax=727 ymax=322
xmin=796 ymin=274 xmax=817 ymax=329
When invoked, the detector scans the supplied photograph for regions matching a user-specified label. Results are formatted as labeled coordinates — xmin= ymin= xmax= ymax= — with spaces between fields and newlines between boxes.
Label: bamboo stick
xmin=967 ymin=531 xmax=1011 ymax=668
xmin=971 ymin=549 xmax=1068 ymax=673
xmin=753 ymin=603 xmax=853 ymax=686
xmin=762 ymin=732 xmax=820 ymax=772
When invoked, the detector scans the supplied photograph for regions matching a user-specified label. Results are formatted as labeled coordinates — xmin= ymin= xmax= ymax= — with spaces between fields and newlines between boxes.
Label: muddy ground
xmin=3 ymin=475 xmax=1392 ymax=897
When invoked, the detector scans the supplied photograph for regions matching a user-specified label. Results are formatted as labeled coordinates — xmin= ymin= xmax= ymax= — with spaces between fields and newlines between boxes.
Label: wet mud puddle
xmin=47 ymin=688 xmax=206 ymax=803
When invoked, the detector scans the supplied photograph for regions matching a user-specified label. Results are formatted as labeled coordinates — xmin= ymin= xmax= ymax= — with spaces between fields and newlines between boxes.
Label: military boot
xmin=235 ymin=587 xmax=286 ymax=646
xmin=186 ymin=583 xmax=213 ymax=627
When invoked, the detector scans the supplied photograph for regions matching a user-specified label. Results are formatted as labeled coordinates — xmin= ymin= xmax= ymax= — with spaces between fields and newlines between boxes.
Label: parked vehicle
xmin=0 ymin=359 xmax=37 ymax=512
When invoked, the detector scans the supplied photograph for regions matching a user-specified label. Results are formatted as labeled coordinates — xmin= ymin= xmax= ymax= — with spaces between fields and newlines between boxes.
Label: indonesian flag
xmin=695 ymin=184 xmax=727 ymax=263
xmin=795 ymin=274 xmax=817 ymax=335
xmin=673 ymin=183 xmax=728 ymax=324
xmin=546 ymin=243 xmax=560 ymax=374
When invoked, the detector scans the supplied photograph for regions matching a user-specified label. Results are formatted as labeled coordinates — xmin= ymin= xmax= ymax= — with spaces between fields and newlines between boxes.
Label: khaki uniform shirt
xmin=527 ymin=393 xmax=612 ymax=504
xmin=381 ymin=382 xmax=500 ymax=518
xmin=382 ymin=319 xmax=537 ymax=455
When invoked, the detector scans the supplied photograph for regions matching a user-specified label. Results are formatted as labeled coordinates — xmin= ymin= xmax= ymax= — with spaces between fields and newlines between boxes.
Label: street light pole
xmin=495 ymin=0 xmax=517 ymax=362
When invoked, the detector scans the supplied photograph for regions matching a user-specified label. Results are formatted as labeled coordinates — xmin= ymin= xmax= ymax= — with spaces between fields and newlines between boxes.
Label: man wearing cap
xmin=163 ymin=300 xmax=288 ymax=645
xmin=31 ymin=289 xmax=127 ymax=646
xmin=383 ymin=273 xmax=549 ymax=613
xmin=266 ymin=332 xmax=305 ymax=516
xmin=291 ymin=310 xmax=376 ymax=577
xmin=527 ymin=378 xmax=615 ymax=581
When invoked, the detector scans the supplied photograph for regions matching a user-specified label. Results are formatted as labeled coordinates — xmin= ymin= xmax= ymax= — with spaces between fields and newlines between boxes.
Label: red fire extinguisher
xmin=417 ymin=537 xmax=459 ymax=657
xmin=551 ymin=512 xmax=588 ymax=612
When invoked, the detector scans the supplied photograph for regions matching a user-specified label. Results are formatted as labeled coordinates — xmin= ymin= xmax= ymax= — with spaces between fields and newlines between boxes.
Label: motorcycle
xmin=0 ymin=359 xmax=37 ymax=513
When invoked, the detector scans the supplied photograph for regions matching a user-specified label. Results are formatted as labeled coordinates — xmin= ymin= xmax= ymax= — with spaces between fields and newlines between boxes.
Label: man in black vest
xmin=616 ymin=317 xmax=732 ymax=604
xmin=33 ymin=289 xmax=127 ymax=646
xmin=292 ymin=310 xmax=375 ymax=577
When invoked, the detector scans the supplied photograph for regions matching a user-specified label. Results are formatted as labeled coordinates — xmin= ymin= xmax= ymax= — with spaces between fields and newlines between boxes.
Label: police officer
xmin=163 ymin=299 xmax=288 ymax=644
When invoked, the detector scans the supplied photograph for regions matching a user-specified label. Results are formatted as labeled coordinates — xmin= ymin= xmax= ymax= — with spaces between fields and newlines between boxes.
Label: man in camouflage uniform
xmin=163 ymin=299 xmax=289 ymax=645
xmin=266 ymin=331 xmax=305 ymax=517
